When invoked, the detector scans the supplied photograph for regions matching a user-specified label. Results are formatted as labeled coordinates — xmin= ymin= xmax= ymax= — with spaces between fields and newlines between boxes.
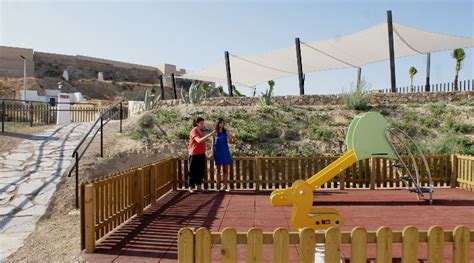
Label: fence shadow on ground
xmin=93 ymin=190 xmax=225 ymax=261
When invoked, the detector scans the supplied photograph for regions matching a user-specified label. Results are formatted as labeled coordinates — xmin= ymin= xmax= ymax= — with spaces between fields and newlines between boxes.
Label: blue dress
xmin=214 ymin=131 xmax=232 ymax=165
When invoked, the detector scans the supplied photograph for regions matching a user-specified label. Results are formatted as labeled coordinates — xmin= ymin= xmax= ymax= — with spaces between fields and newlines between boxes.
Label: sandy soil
xmin=6 ymin=115 xmax=177 ymax=262
xmin=0 ymin=123 xmax=56 ymax=155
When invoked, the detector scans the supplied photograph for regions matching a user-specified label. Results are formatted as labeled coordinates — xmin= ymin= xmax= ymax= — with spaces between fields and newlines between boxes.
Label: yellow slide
xmin=270 ymin=112 xmax=402 ymax=230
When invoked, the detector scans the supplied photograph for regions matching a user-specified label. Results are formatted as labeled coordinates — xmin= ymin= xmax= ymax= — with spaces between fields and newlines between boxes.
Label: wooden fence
xmin=454 ymin=155 xmax=474 ymax=192
xmin=178 ymin=226 xmax=473 ymax=262
xmin=82 ymin=158 xmax=175 ymax=252
xmin=81 ymin=154 xmax=472 ymax=253
xmin=1 ymin=101 xmax=127 ymax=125
xmin=381 ymin=79 xmax=473 ymax=93
xmin=174 ymin=155 xmax=453 ymax=191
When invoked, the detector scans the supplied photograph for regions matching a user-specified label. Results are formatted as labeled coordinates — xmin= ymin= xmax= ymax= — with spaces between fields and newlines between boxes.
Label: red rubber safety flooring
xmin=83 ymin=188 xmax=474 ymax=262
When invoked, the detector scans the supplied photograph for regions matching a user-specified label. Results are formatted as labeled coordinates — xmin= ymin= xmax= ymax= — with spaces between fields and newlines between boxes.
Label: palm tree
xmin=452 ymin=48 xmax=465 ymax=91
xmin=408 ymin=66 xmax=417 ymax=93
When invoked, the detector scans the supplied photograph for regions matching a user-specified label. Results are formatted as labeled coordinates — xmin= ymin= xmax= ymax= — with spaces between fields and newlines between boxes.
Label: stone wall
xmin=157 ymin=91 xmax=473 ymax=107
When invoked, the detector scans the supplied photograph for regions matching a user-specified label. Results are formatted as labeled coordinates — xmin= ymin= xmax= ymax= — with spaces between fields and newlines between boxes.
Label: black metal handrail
xmin=68 ymin=100 xmax=124 ymax=208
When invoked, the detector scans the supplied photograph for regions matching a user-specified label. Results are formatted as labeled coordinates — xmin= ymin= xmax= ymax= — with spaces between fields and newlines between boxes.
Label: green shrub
xmin=341 ymin=79 xmax=371 ymax=111
xmin=425 ymin=132 xmax=473 ymax=155
xmin=444 ymin=117 xmax=472 ymax=133
xmin=235 ymin=120 xmax=279 ymax=143
xmin=308 ymin=126 xmax=333 ymax=141
xmin=174 ymin=124 xmax=192 ymax=140
xmin=129 ymin=129 xmax=146 ymax=140
xmin=154 ymin=108 xmax=180 ymax=125
xmin=138 ymin=114 xmax=155 ymax=129
xmin=426 ymin=102 xmax=447 ymax=116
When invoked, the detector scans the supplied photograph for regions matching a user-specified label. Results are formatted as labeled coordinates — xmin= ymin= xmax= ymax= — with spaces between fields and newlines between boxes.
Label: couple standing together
xmin=187 ymin=117 xmax=234 ymax=193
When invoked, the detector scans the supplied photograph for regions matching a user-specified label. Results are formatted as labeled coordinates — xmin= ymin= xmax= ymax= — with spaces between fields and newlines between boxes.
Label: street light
xmin=20 ymin=55 xmax=27 ymax=101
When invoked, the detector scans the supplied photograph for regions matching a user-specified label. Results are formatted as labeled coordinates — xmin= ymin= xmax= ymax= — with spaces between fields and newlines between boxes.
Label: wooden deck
xmin=83 ymin=188 xmax=474 ymax=262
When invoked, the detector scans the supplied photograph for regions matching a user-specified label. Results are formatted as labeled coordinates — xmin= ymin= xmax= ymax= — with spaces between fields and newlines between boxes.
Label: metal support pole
xmin=356 ymin=67 xmax=362 ymax=88
xmin=295 ymin=37 xmax=305 ymax=95
xmin=22 ymin=56 xmax=27 ymax=100
xmin=119 ymin=102 xmax=123 ymax=133
xmin=171 ymin=73 xmax=178 ymax=99
xmin=225 ymin=51 xmax=233 ymax=97
xmin=75 ymin=152 xmax=79 ymax=209
xmin=1 ymin=100 xmax=4 ymax=133
xmin=100 ymin=117 xmax=104 ymax=158
xmin=425 ymin=53 xmax=431 ymax=92
xmin=159 ymin=75 xmax=165 ymax=100
xmin=387 ymin=10 xmax=397 ymax=93
xmin=30 ymin=102 xmax=33 ymax=127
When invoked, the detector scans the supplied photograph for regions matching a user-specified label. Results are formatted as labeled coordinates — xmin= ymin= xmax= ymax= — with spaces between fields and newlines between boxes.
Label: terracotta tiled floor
xmin=83 ymin=188 xmax=474 ymax=262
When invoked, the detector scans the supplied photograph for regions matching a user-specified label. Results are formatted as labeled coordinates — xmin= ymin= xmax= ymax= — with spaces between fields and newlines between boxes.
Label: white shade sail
xmin=178 ymin=22 xmax=474 ymax=87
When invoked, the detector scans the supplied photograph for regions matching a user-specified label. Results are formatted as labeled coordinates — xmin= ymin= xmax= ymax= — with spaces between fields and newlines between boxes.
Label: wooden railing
xmin=174 ymin=155 xmax=453 ymax=191
xmin=82 ymin=157 xmax=175 ymax=252
xmin=81 ymin=154 xmax=472 ymax=253
xmin=178 ymin=226 xmax=473 ymax=262
xmin=454 ymin=155 xmax=474 ymax=192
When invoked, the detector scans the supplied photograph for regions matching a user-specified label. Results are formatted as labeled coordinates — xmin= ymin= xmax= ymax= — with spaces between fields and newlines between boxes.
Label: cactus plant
xmin=144 ymin=88 xmax=161 ymax=110
xmin=181 ymin=82 xmax=205 ymax=104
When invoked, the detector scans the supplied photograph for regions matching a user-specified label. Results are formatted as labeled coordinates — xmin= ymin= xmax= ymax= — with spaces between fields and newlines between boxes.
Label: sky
xmin=1 ymin=0 xmax=473 ymax=96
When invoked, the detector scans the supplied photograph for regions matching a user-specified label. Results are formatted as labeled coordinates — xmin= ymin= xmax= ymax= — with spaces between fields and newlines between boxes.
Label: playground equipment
xmin=270 ymin=112 xmax=433 ymax=231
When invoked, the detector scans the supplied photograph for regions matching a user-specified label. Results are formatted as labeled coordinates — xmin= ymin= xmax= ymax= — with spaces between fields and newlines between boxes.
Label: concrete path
xmin=0 ymin=123 xmax=91 ymax=260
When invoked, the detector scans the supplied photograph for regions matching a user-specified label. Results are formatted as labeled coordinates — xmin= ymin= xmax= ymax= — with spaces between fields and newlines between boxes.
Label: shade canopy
xmin=178 ymin=22 xmax=474 ymax=87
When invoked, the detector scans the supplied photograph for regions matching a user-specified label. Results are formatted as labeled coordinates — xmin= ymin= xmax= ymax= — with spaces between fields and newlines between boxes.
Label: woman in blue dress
xmin=211 ymin=118 xmax=235 ymax=192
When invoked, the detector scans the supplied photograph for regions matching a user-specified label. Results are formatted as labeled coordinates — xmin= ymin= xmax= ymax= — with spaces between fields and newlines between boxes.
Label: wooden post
xmin=84 ymin=184 xmax=96 ymax=253
xmin=376 ymin=226 xmax=393 ymax=262
xmin=225 ymin=51 xmax=233 ymax=97
xmin=325 ymin=227 xmax=341 ymax=263
xmin=136 ymin=169 xmax=144 ymax=215
xmin=255 ymin=157 xmax=261 ymax=192
xmin=247 ymin=228 xmax=263 ymax=262
xmin=402 ymin=226 xmax=419 ymax=263
xmin=299 ymin=228 xmax=316 ymax=262
xmin=453 ymin=225 xmax=470 ymax=263
xmin=150 ymin=164 xmax=157 ymax=204
xmin=351 ymin=227 xmax=367 ymax=262
xmin=194 ymin=228 xmax=211 ymax=263
xmin=295 ymin=37 xmax=305 ymax=95
xmin=172 ymin=158 xmax=178 ymax=191
xmin=221 ymin=228 xmax=237 ymax=262
xmin=387 ymin=10 xmax=397 ymax=93
xmin=450 ymin=154 xmax=458 ymax=188
xmin=370 ymin=158 xmax=377 ymax=190
xmin=427 ymin=226 xmax=444 ymax=263
xmin=178 ymin=228 xmax=194 ymax=263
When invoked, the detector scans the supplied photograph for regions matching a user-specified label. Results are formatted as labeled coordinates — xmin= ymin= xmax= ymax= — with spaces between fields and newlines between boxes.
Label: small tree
xmin=452 ymin=48 xmax=466 ymax=91
xmin=408 ymin=66 xmax=417 ymax=93
xmin=259 ymin=80 xmax=275 ymax=106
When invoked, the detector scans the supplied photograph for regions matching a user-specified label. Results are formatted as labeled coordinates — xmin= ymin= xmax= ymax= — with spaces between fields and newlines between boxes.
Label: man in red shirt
xmin=188 ymin=117 xmax=215 ymax=193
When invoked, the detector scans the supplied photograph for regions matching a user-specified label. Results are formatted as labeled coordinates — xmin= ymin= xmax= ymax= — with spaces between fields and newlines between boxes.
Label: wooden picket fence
xmin=175 ymin=155 xmax=454 ymax=191
xmin=81 ymin=154 xmax=473 ymax=254
xmin=454 ymin=155 xmax=474 ymax=192
xmin=82 ymin=157 xmax=175 ymax=252
xmin=178 ymin=226 xmax=473 ymax=262
xmin=1 ymin=101 xmax=127 ymax=125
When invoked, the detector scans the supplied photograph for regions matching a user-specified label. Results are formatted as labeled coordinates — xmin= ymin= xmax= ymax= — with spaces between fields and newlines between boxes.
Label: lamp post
xmin=20 ymin=55 xmax=27 ymax=100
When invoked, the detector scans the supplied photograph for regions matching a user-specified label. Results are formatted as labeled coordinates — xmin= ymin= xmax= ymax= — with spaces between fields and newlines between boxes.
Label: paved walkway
xmin=0 ymin=123 xmax=91 ymax=260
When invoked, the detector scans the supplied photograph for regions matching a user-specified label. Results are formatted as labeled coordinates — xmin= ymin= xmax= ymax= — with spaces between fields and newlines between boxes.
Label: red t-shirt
xmin=189 ymin=127 xmax=206 ymax=155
